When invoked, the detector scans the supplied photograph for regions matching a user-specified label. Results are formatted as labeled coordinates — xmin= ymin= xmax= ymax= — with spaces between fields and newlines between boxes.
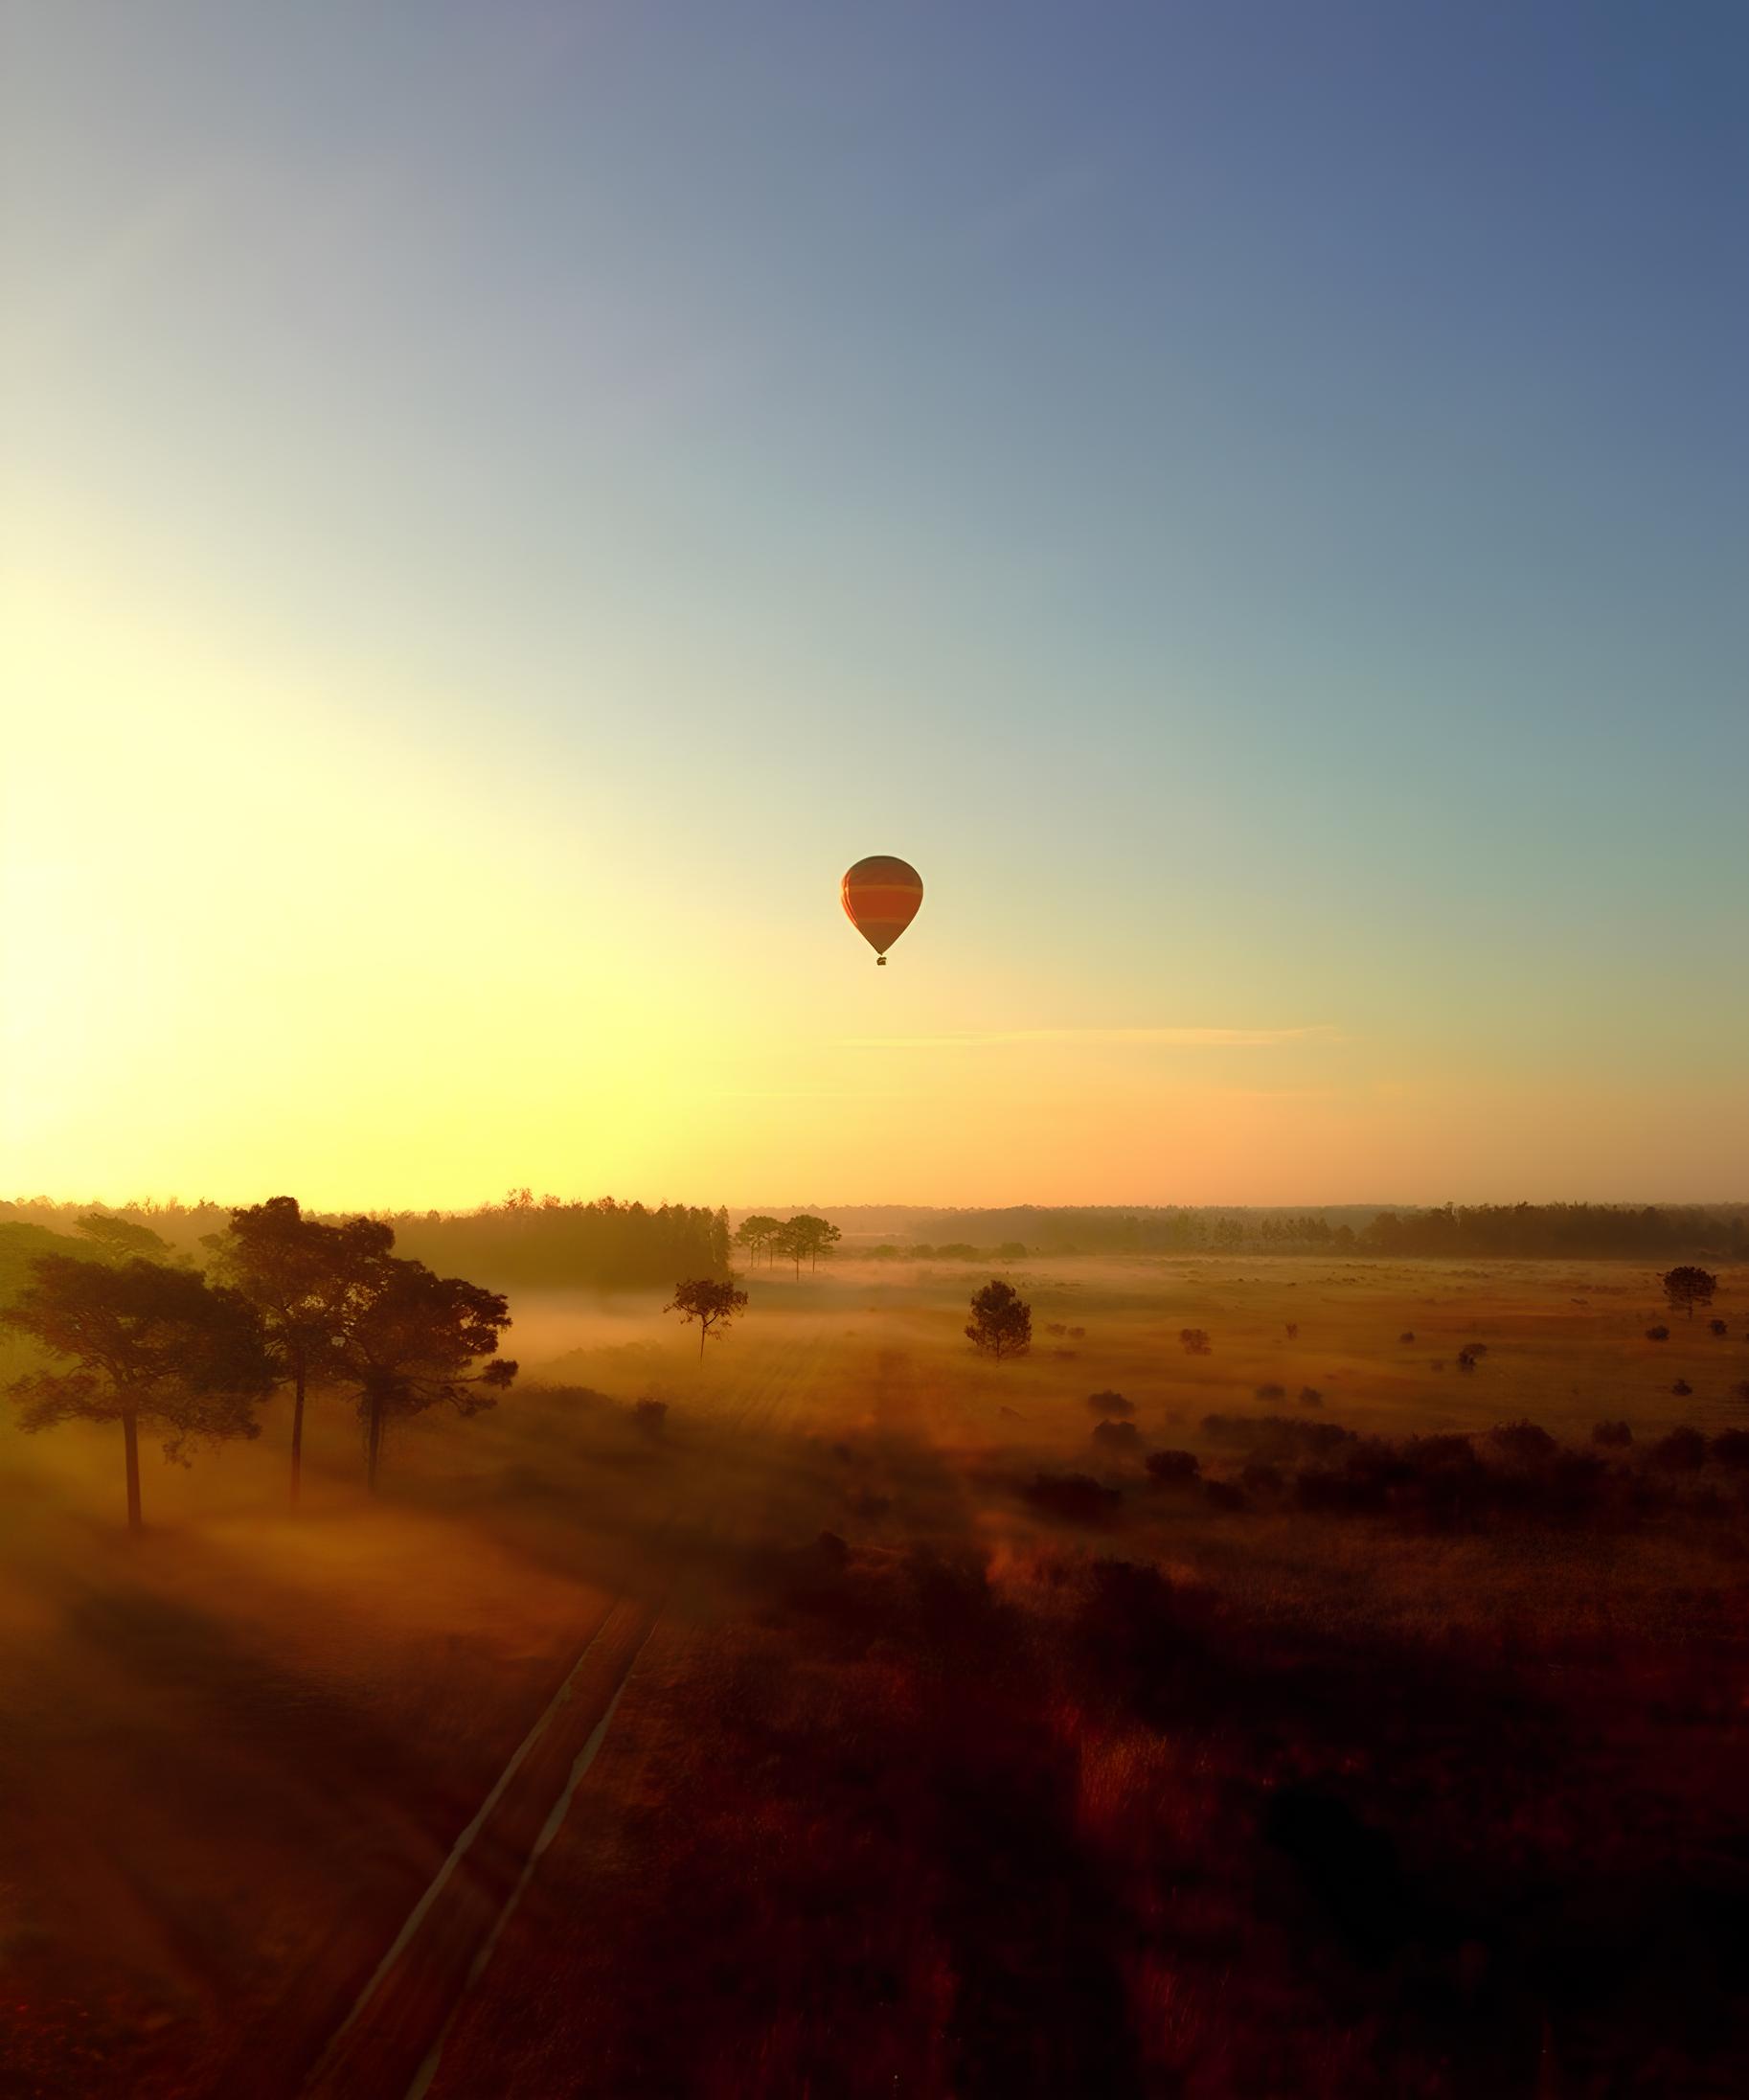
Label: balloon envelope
xmin=842 ymin=856 xmax=923 ymax=958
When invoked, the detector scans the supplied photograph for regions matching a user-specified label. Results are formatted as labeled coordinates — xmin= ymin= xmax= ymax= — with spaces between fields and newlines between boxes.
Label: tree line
xmin=2 ymin=1198 xmax=515 ymax=1529
xmin=747 ymin=1203 xmax=1749 ymax=1260
xmin=0 ymin=1191 xmax=731 ymax=1291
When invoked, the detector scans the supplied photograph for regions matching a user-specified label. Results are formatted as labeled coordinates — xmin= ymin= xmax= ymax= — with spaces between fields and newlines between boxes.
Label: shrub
xmin=634 ymin=1397 xmax=669 ymax=1439
xmin=1255 ymin=1382 xmax=1285 ymax=1402
xmin=1592 ymin=1420 xmax=1633 ymax=1448
xmin=1091 ymin=1419 xmax=1142 ymax=1453
xmin=1488 ymin=1421 xmax=1556 ymax=1464
xmin=1398 ymin=1331 xmax=1416 ymax=1344
xmin=1024 ymin=1472 xmax=1121 ymax=1524
xmin=1179 ymin=1328 xmax=1212 ymax=1356
xmin=1284 ymin=1322 xmax=1299 ymax=1339
xmin=1709 ymin=1318 xmax=1729 ymax=1337
xmin=1299 ymin=1385 xmax=1323 ymax=1409
xmin=1455 ymin=1348 xmax=1481 ymax=1373
xmin=1671 ymin=1380 xmax=1692 ymax=1398
xmin=1202 ymin=1414 xmax=1355 ymax=1460
xmin=1145 ymin=1449 xmax=1201 ymax=1489
xmin=1645 ymin=1326 xmax=1670 ymax=1343
xmin=1649 ymin=1427 xmax=1707 ymax=1472
xmin=1086 ymin=1389 xmax=1133 ymax=1419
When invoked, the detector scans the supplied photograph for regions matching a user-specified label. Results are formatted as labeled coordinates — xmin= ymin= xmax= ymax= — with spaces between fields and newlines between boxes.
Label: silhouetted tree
xmin=74 ymin=1212 xmax=174 ymax=1265
xmin=735 ymin=1215 xmax=783 ymax=1267
xmin=778 ymin=1215 xmax=840 ymax=1275
xmin=966 ymin=1279 xmax=1032 ymax=1360
xmin=667 ymin=1277 xmax=749 ymax=1358
xmin=333 ymin=1258 xmax=516 ymax=1491
xmin=4 ymin=1256 xmax=274 ymax=1530
xmin=1661 ymin=1267 xmax=1717 ymax=1321
xmin=209 ymin=1197 xmax=391 ymax=1505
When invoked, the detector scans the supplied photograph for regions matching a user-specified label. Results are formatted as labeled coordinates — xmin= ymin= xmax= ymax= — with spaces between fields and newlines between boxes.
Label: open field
xmin=5 ymin=1256 xmax=1749 ymax=2097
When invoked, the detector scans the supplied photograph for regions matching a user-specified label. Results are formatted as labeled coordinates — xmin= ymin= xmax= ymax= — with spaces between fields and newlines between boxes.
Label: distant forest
xmin=5 ymin=1197 xmax=1745 ymax=1299
xmin=0 ymin=1193 xmax=730 ymax=1293
xmin=745 ymin=1202 xmax=1749 ymax=1261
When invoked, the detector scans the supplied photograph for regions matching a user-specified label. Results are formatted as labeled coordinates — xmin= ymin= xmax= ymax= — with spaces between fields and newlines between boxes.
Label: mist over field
xmin=7 ymin=1204 xmax=1749 ymax=2096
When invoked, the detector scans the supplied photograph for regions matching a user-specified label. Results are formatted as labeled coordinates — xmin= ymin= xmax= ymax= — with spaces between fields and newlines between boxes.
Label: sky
xmin=3 ymin=1 xmax=1746 ymax=1211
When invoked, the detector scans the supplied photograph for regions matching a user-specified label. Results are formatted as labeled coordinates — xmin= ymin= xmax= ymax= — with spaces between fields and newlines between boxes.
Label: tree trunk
xmin=699 ymin=1321 xmax=707 ymax=1358
xmin=366 ymin=1394 xmax=383 ymax=1493
xmin=290 ymin=1360 xmax=307 ymax=1506
xmin=122 ymin=1408 xmax=143 ymax=1533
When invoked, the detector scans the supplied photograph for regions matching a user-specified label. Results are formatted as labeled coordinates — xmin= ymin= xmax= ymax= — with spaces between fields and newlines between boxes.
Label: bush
xmin=1671 ymin=1379 xmax=1692 ymax=1398
xmin=1488 ymin=1421 xmax=1556 ymax=1464
xmin=1179 ymin=1328 xmax=1212 ymax=1356
xmin=1646 ymin=1326 xmax=1670 ymax=1343
xmin=1649 ymin=1427 xmax=1707 ymax=1472
xmin=634 ymin=1397 xmax=669 ymax=1439
xmin=1024 ymin=1472 xmax=1121 ymax=1524
xmin=1254 ymin=1381 xmax=1285 ymax=1402
xmin=1085 ymin=1389 xmax=1133 ymax=1419
xmin=1709 ymin=1318 xmax=1728 ymax=1337
xmin=1398 ymin=1331 xmax=1416 ymax=1344
xmin=1201 ymin=1414 xmax=1355 ymax=1460
xmin=1592 ymin=1420 xmax=1634 ymax=1448
xmin=1299 ymin=1385 xmax=1323 ymax=1409
xmin=1284 ymin=1322 xmax=1299 ymax=1339
xmin=1091 ymin=1419 xmax=1141 ymax=1453
xmin=1455 ymin=1348 xmax=1481 ymax=1373
xmin=1145 ymin=1449 xmax=1201 ymax=1489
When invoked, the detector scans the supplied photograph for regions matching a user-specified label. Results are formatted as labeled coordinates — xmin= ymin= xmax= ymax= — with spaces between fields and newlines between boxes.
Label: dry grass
xmin=3 ymin=1254 xmax=1748 ymax=2094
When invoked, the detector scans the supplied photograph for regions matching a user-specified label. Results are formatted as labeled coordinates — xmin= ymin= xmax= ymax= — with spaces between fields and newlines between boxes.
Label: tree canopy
xmin=4 ymin=1255 xmax=274 ymax=1529
xmin=965 ymin=1280 xmax=1032 ymax=1360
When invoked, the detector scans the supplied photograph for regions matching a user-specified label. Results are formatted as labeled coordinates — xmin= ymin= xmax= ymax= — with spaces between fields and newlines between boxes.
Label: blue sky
xmin=4 ymin=2 xmax=1745 ymax=1203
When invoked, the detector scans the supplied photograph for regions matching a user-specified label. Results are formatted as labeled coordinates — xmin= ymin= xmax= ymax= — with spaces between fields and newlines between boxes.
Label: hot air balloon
xmin=842 ymin=856 xmax=923 ymax=966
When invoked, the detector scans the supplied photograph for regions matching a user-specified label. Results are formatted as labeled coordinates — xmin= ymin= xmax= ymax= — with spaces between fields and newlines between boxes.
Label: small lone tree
xmin=966 ymin=1279 xmax=1032 ymax=1359
xmin=667 ymin=1277 xmax=749 ymax=1358
xmin=1662 ymin=1267 xmax=1718 ymax=1322
xmin=1178 ymin=1328 xmax=1212 ymax=1357
xmin=334 ymin=1258 xmax=517 ymax=1491
xmin=4 ymin=1255 xmax=275 ymax=1530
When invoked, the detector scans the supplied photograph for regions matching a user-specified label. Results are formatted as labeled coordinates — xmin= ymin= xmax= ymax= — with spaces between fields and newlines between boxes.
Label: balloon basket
xmin=876 ymin=956 xmax=887 ymax=966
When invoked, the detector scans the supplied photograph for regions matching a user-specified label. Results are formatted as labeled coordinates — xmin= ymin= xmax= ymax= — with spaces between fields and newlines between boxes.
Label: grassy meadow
xmin=4 ymin=1254 xmax=1749 ymax=2096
